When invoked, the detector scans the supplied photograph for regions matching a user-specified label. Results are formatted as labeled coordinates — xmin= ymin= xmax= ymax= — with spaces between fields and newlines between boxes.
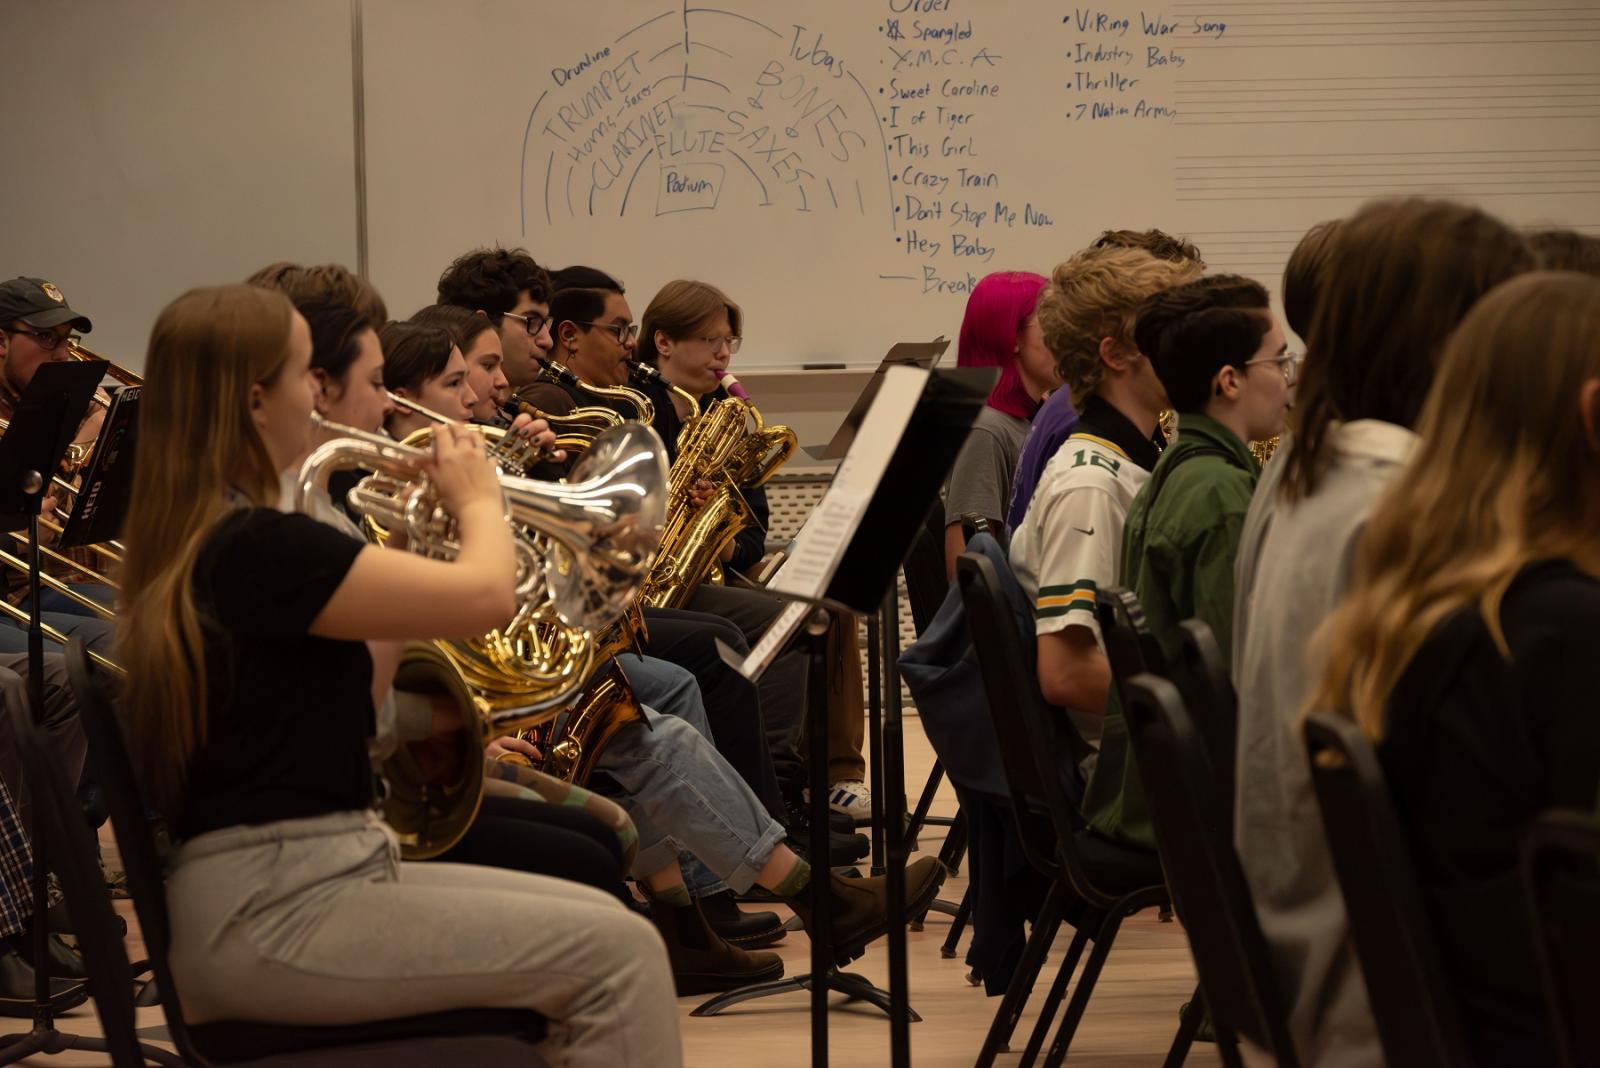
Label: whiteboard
xmin=362 ymin=0 xmax=1600 ymax=369
xmin=4 ymin=2 xmax=1597 ymax=372
xmin=0 ymin=0 xmax=358 ymax=367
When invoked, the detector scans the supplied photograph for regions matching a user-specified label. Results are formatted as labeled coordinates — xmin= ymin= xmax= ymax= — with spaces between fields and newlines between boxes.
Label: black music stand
xmin=803 ymin=338 xmax=949 ymax=462
xmin=58 ymin=386 xmax=139 ymax=551
xmin=0 ymin=359 xmax=126 ymax=1066
xmin=696 ymin=365 xmax=992 ymax=1068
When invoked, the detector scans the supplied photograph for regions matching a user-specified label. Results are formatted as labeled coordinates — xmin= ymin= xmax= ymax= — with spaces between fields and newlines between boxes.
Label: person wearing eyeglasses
xmin=1075 ymin=275 xmax=1291 ymax=857
xmin=435 ymin=247 xmax=554 ymax=395
xmin=531 ymin=270 xmax=876 ymax=864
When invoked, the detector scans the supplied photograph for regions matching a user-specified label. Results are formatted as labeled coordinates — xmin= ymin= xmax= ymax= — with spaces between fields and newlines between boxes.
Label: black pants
xmin=687 ymin=584 xmax=813 ymax=793
xmin=433 ymin=794 xmax=631 ymax=905
xmin=0 ymin=654 xmax=84 ymax=831
xmin=639 ymin=605 xmax=787 ymax=819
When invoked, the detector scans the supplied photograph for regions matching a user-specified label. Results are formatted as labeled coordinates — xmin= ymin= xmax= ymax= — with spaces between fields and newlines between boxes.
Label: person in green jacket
xmin=1082 ymin=274 xmax=1293 ymax=851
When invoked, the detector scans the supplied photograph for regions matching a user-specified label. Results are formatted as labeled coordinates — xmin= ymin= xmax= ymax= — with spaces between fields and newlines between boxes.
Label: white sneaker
xmin=827 ymin=780 xmax=872 ymax=821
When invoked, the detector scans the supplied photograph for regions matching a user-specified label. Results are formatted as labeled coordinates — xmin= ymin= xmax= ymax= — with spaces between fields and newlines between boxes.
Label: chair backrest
xmin=66 ymin=639 xmax=203 ymax=1061
xmin=1520 ymin=810 xmax=1600 ymax=1068
xmin=1095 ymin=587 xmax=1169 ymax=683
xmin=1120 ymin=673 xmax=1299 ymax=1066
xmin=1175 ymin=619 xmax=1240 ymax=811
xmin=3 ymin=670 xmax=145 ymax=1068
xmin=955 ymin=552 xmax=1084 ymax=879
xmin=902 ymin=500 xmax=950 ymax=636
xmin=1303 ymin=712 xmax=1476 ymax=1067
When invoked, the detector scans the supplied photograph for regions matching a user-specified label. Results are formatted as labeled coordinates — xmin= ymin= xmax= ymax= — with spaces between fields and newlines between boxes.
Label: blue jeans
xmin=615 ymin=654 xmax=753 ymax=896
xmin=594 ymin=707 xmax=786 ymax=896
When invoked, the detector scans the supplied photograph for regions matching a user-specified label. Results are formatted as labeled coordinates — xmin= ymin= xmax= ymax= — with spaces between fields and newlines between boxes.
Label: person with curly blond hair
xmin=1007 ymin=246 xmax=1200 ymax=763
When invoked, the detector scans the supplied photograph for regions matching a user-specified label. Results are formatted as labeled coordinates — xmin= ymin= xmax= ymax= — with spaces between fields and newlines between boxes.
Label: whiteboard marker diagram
xmin=519 ymin=4 xmax=898 ymax=233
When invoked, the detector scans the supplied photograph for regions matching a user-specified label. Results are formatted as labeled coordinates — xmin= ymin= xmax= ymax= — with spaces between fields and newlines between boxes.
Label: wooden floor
xmin=21 ymin=712 xmax=1216 ymax=1067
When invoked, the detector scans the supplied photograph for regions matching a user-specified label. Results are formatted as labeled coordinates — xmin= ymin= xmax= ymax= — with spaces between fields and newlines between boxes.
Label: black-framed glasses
xmin=501 ymin=310 xmax=549 ymax=337
xmin=575 ymin=320 xmax=640 ymax=344
xmin=699 ymin=335 xmax=743 ymax=354
xmin=3 ymin=327 xmax=78 ymax=352
xmin=1245 ymin=350 xmax=1303 ymax=386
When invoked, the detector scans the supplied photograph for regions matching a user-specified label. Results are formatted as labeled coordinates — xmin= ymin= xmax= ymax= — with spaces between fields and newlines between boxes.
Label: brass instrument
xmin=530 ymin=355 xmax=655 ymax=425
xmin=303 ymin=413 xmax=668 ymax=630
xmin=638 ymin=370 xmax=796 ymax=609
xmin=296 ymin=414 xmax=669 ymax=858
xmin=1160 ymin=409 xmax=1279 ymax=464
xmin=513 ymin=606 xmax=647 ymax=785
xmin=496 ymin=398 xmax=624 ymax=461
xmin=386 ymin=391 xmax=556 ymax=473
xmin=66 ymin=341 xmax=144 ymax=388
xmin=0 ymin=350 xmax=136 ymax=648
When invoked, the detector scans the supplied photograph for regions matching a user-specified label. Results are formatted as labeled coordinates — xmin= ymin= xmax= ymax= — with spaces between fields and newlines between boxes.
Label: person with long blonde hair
xmin=1309 ymin=271 xmax=1600 ymax=1064
xmin=1230 ymin=198 xmax=1534 ymax=1066
xmin=116 ymin=283 xmax=680 ymax=1067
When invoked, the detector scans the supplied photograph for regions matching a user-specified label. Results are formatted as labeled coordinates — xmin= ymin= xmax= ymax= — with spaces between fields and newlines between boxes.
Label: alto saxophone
xmin=528 ymin=355 xmax=655 ymax=425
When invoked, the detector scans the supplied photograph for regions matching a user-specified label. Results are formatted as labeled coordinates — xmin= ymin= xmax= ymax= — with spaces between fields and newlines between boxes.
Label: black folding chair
xmin=1303 ymin=711 xmax=1475 ymax=1067
xmin=1122 ymin=673 xmax=1301 ymax=1067
xmin=1174 ymin=620 xmax=1239 ymax=813
xmin=958 ymin=555 xmax=1169 ymax=1068
xmin=66 ymin=639 xmax=549 ymax=1067
xmin=3 ymin=674 xmax=181 ymax=1067
xmin=1521 ymin=809 xmax=1600 ymax=1068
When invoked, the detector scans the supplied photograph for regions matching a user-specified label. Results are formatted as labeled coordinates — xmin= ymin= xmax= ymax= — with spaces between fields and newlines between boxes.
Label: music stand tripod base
xmin=691 ymin=971 xmax=923 ymax=1022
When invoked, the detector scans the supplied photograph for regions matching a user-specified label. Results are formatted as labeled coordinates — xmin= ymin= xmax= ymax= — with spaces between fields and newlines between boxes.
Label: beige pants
xmin=165 ymin=810 xmax=680 ymax=1068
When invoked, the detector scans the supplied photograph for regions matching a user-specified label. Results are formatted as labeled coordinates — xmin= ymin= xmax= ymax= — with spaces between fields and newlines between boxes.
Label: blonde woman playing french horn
xmin=116 ymin=284 xmax=680 ymax=1068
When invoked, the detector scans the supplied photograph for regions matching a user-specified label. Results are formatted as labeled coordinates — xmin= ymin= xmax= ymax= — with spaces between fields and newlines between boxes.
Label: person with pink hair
xmin=942 ymin=270 xmax=1060 ymax=576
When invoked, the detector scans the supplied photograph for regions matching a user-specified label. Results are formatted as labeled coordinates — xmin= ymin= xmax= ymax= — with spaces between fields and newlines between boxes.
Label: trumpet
xmin=386 ymin=391 xmax=558 ymax=473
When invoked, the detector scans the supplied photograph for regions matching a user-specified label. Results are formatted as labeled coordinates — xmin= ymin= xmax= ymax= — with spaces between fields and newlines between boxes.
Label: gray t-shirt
xmin=944 ymin=406 xmax=1031 ymax=528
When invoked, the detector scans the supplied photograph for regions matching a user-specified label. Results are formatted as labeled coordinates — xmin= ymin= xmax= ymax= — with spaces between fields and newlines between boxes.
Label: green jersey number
xmin=1069 ymin=449 xmax=1122 ymax=475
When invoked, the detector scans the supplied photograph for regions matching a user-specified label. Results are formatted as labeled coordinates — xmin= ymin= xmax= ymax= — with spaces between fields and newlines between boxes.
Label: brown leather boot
xmin=782 ymin=856 xmax=947 ymax=965
xmin=647 ymin=893 xmax=785 ymax=996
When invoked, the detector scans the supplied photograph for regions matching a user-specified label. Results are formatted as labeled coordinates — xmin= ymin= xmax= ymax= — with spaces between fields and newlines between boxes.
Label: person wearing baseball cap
xmin=0 ymin=277 xmax=94 ymax=419
xmin=0 ymin=276 xmax=115 ymax=633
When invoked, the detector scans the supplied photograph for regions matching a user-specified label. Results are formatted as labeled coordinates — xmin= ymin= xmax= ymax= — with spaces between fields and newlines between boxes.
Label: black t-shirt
xmin=178 ymin=507 xmax=375 ymax=840
xmin=1377 ymin=558 xmax=1600 ymax=1065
